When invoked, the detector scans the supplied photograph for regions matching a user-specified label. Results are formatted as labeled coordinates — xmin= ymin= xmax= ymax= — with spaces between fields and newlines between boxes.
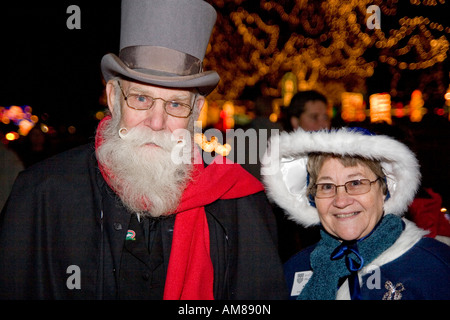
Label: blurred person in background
xmin=17 ymin=125 xmax=52 ymax=168
xmin=0 ymin=143 xmax=23 ymax=209
xmin=240 ymin=96 xmax=282 ymax=181
xmin=284 ymin=90 xmax=331 ymax=132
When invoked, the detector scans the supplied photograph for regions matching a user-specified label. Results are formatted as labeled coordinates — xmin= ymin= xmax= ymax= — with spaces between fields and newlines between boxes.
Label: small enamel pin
xmin=126 ymin=230 xmax=136 ymax=241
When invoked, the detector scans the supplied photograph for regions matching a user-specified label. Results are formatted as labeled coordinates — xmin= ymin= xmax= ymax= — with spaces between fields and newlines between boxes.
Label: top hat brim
xmin=101 ymin=53 xmax=220 ymax=96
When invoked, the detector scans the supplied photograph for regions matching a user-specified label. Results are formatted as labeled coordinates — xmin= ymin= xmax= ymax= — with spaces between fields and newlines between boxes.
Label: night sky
xmin=1 ymin=1 xmax=121 ymax=135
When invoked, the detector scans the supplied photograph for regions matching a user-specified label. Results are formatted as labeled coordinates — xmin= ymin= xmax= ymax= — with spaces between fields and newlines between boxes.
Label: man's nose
xmin=145 ymin=101 xmax=167 ymax=131
xmin=317 ymin=116 xmax=330 ymax=130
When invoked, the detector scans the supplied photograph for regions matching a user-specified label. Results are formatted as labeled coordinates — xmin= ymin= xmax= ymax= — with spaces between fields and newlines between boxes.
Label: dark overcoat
xmin=0 ymin=143 xmax=287 ymax=299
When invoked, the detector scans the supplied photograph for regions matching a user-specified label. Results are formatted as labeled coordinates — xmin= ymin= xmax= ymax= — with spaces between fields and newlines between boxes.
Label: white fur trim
xmin=336 ymin=279 xmax=351 ymax=300
xmin=435 ymin=235 xmax=450 ymax=246
xmin=262 ymin=128 xmax=421 ymax=227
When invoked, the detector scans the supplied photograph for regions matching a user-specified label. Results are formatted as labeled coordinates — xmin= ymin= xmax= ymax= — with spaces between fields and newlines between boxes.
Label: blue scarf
xmin=298 ymin=214 xmax=403 ymax=300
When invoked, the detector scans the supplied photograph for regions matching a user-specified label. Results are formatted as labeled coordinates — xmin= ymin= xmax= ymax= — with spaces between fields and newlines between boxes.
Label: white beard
xmin=96 ymin=116 xmax=193 ymax=218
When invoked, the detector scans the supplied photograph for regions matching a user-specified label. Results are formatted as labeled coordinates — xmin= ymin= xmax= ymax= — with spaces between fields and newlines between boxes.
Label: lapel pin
xmin=126 ymin=230 xmax=136 ymax=241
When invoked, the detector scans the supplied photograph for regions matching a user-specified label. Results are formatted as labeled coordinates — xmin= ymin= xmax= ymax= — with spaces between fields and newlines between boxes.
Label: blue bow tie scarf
xmin=297 ymin=214 xmax=403 ymax=300
xmin=330 ymin=241 xmax=364 ymax=300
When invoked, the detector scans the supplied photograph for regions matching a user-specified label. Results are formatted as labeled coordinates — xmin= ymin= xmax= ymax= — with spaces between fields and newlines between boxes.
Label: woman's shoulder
xmin=409 ymin=237 xmax=450 ymax=268
xmin=283 ymin=245 xmax=315 ymax=278
xmin=283 ymin=244 xmax=318 ymax=299
xmin=284 ymin=244 xmax=316 ymax=271
xmin=364 ymin=237 xmax=450 ymax=299
xmin=379 ymin=220 xmax=450 ymax=270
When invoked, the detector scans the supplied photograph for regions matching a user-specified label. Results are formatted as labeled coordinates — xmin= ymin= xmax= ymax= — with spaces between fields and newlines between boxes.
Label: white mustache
xmin=118 ymin=126 xmax=177 ymax=152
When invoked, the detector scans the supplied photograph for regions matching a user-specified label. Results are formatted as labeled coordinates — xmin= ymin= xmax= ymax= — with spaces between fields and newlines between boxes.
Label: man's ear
xmin=194 ymin=95 xmax=206 ymax=118
xmin=105 ymin=80 xmax=117 ymax=114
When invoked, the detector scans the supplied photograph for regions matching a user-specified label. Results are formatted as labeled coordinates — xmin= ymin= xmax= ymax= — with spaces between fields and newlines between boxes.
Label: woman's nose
xmin=332 ymin=186 xmax=354 ymax=208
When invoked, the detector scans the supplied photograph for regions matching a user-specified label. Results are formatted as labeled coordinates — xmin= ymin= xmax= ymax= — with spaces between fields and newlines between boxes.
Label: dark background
xmin=1 ymin=1 xmax=120 ymax=137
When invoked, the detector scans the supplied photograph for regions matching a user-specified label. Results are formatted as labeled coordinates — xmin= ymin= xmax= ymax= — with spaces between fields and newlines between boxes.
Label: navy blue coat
xmin=284 ymin=227 xmax=450 ymax=300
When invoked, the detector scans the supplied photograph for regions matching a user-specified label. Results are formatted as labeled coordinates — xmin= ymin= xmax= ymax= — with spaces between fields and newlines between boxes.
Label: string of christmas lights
xmin=204 ymin=0 xmax=449 ymax=108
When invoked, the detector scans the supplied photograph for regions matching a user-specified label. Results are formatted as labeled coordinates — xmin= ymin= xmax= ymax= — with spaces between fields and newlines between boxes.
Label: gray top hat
xmin=101 ymin=0 xmax=220 ymax=95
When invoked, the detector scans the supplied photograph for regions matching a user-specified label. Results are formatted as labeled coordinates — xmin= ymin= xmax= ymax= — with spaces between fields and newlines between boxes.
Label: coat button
xmin=113 ymin=223 xmax=122 ymax=230
xmin=142 ymin=272 xmax=150 ymax=281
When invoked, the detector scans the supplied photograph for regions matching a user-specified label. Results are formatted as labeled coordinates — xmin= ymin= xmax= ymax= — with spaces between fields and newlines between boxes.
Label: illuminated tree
xmin=204 ymin=0 xmax=449 ymax=108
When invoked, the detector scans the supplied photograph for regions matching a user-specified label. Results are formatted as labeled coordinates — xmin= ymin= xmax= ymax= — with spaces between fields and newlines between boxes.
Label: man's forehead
xmin=122 ymin=79 xmax=193 ymax=99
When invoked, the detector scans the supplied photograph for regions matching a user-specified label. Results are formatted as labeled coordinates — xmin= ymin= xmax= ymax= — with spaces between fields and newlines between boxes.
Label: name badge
xmin=291 ymin=271 xmax=313 ymax=296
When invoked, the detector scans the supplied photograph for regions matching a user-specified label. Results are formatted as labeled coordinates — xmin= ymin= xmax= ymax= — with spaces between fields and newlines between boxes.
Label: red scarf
xmin=95 ymin=117 xmax=264 ymax=299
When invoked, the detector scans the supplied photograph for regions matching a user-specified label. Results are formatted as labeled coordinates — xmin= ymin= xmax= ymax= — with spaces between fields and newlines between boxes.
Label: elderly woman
xmin=262 ymin=127 xmax=450 ymax=300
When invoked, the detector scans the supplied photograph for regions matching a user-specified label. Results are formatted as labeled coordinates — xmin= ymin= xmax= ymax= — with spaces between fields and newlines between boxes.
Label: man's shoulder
xmin=235 ymin=189 xmax=270 ymax=205
xmin=16 ymin=143 xmax=96 ymax=188
xmin=206 ymin=190 xmax=270 ymax=215
xmin=22 ymin=143 xmax=95 ymax=176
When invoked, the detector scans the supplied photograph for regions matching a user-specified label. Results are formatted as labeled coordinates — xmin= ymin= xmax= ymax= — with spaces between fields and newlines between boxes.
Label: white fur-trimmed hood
xmin=261 ymin=128 xmax=421 ymax=227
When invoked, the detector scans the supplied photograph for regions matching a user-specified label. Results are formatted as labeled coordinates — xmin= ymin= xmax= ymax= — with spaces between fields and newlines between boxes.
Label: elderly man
xmin=0 ymin=0 xmax=286 ymax=300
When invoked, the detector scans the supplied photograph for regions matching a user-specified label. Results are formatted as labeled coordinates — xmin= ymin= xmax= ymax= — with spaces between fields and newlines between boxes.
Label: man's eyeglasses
xmin=311 ymin=178 xmax=381 ymax=199
xmin=117 ymin=81 xmax=194 ymax=118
